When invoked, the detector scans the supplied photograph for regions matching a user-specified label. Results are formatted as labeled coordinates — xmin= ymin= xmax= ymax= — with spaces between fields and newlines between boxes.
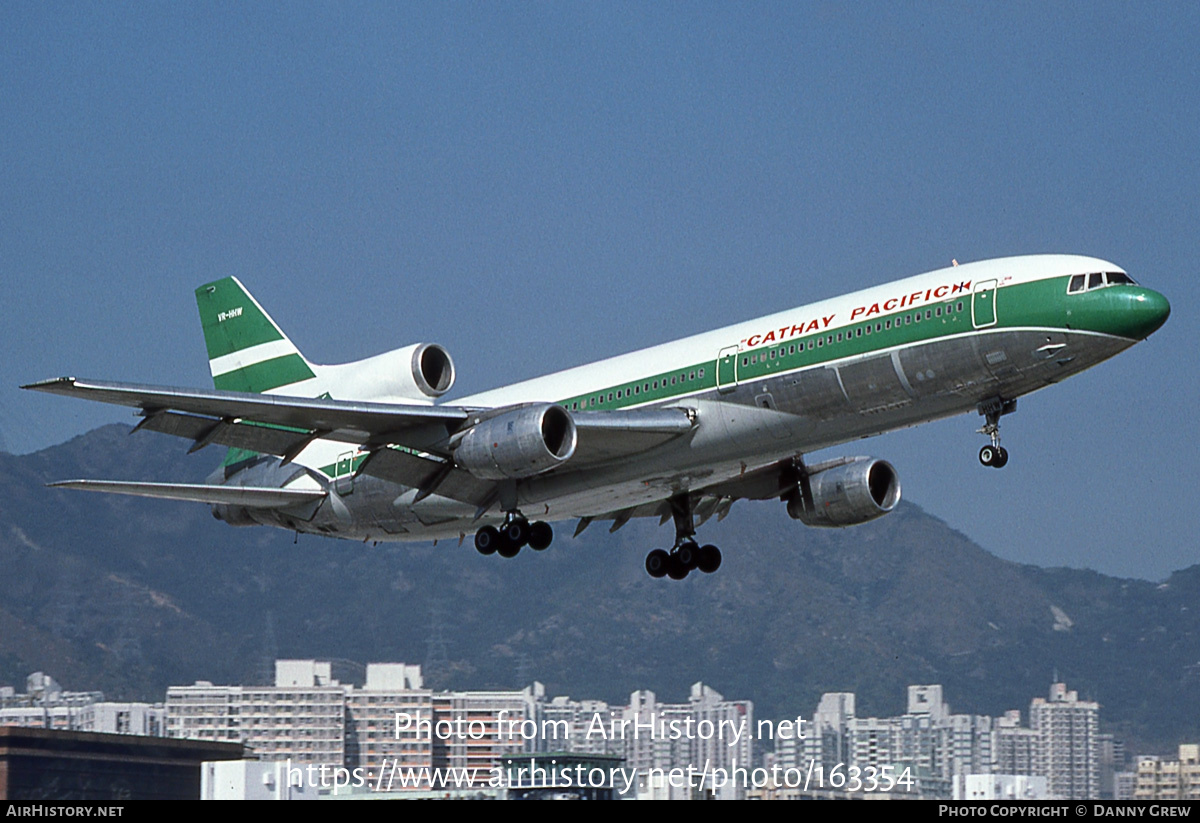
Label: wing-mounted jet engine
xmin=784 ymin=456 xmax=901 ymax=527
xmin=454 ymin=404 xmax=577 ymax=480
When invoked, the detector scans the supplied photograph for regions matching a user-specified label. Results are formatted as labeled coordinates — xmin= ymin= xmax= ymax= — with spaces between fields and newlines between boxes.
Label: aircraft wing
xmin=24 ymin=377 xmax=470 ymax=454
xmin=24 ymin=377 xmax=698 ymax=509
xmin=349 ymin=409 xmax=697 ymax=509
xmin=47 ymin=479 xmax=327 ymax=508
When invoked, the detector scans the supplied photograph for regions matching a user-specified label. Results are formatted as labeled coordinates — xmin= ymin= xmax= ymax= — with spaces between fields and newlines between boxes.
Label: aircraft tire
xmin=497 ymin=536 xmax=521 ymax=558
xmin=698 ymin=544 xmax=722 ymax=574
xmin=993 ymin=447 xmax=1009 ymax=468
xmin=646 ymin=549 xmax=670 ymax=578
xmin=503 ymin=517 xmax=530 ymax=547
xmin=979 ymin=445 xmax=996 ymax=467
xmin=676 ymin=540 xmax=700 ymax=570
xmin=475 ymin=526 xmax=500 ymax=555
xmin=666 ymin=553 xmax=690 ymax=580
xmin=528 ymin=521 xmax=553 ymax=550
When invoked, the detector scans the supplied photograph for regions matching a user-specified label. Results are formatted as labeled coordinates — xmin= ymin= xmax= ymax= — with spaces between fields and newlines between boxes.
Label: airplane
xmin=24 ymin=254 xmax=1169 ymax=580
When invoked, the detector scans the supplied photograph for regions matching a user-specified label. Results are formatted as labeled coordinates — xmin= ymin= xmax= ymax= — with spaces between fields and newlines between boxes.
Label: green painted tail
xmin=195 ymin=277 xmax=316 ymax=394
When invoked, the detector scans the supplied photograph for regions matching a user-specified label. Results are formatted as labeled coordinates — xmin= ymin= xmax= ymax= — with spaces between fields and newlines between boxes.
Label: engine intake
xmin=317 ymin=342 xmax=455 ymax=403
xmin=786 ymin=457 xmax=901 ymax=527
xmin=455 ymin=404 xmax=578 ymax=480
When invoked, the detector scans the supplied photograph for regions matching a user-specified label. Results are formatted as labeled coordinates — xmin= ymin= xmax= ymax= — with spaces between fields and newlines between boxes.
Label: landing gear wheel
xmin=474 ymin=526 xmax=500 ymax=555
xmin=667 ymin=553 xmax=690 ymax=580
xmin=698 ymin=544 xmax=722 ymax=574
xmin=502 ymin=517 xmax=530 ymax=547
xmin=646 ymin=549 xmax=669 ymax=578
xmin=979 ymin=445 xmax=997 ymax=467
xmin=993 ymin=447 xmax=1009 ymax=468
xmin=497 ymin=535 xmax=521 ymax=558
xmin=528 ymin=521 xmax=553 ymax=551
xmin=675 ymin=540 xmax=700 ymax=571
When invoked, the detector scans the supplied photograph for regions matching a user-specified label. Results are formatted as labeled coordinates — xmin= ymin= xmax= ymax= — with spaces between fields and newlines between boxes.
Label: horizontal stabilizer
xmin=48 ymin=479 xmax=327 ymax=508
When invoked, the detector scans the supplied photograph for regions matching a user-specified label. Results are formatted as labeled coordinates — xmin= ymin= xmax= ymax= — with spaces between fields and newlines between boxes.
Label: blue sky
xmin=3 ymin=3 xmax=1197 ymax=579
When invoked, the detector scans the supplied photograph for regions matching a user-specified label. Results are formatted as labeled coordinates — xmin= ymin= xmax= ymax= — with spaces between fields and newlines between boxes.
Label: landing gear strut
xmin=645 ymin=495 xmax=722 ymax=580
xmin=976 ymin=397 xmax=1016 ymax=469
xmin=475 ymin=512 xmax=553 ymax=558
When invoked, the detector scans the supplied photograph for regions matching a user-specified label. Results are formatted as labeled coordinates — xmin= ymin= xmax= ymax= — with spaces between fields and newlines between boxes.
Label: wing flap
xmin=357 ymin=447 xmax=496 ymax=508
xmin=48 ymin=479 xmax=327 ymax=508
xmin=24 ymin=377 xmax=467 ymax=448
xmin=134 ymin=410 xmax=320 ymax=457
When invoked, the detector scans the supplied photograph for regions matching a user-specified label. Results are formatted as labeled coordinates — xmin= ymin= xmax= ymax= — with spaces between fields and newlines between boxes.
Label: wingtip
xmin=21 ymin=377 xmax=77 ymax=391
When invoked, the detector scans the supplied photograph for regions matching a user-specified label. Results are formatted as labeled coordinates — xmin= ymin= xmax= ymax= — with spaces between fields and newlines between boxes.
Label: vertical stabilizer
xmin=195 ymin=277 xmax=317 ymax=394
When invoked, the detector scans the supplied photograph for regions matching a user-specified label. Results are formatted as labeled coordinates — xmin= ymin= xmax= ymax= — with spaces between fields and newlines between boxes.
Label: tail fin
xmin=195 ymin=277 xmax=317 ymax=394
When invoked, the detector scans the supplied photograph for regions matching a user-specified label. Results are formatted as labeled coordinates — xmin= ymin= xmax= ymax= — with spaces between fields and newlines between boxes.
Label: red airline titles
xmin=739 ymin=280 xmax=972 ymax=350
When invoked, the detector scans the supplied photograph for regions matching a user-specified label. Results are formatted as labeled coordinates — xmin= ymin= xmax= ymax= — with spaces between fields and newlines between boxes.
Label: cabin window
xmin=789 ymin=345 xmax=796 ymax=355
xmin=689 ymin=371 xmax=696 ymax=380
xmin=817 ymin=338 xmax=823 ymax=347
xmin=644 ymin=383 xmax=649 ymax=392
xmin=836 ymin=333 xmax=842 ymax=342
xmin=926 ymin=310 xmax=932 ymax=320
xmin=856 ymin=328 xmax=863 ymax=337
xmin=1068 ymin=274 xmax=1086 ymax=294
xmin=885 ymin=320 xmax=891 ymax=329
xmin=572 ymin=402 xmax=578 ymax=410
xmin=865 ymin=325 xmax=871 ymax=335
xmin=742 ymin=357 xmax=749 ymax=366
xmin=905 ymin=315 xmax=911 ymax=325
xmin=957 ymin=301 xmax=964 ymax=312
xmin=698 ymin=368 xmax=705 ymax=378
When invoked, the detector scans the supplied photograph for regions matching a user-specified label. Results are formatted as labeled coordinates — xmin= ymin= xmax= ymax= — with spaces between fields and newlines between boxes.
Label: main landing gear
xmin=976 ymin=397 xmax=1017 ymax=469
xmin=475 ymin=512 xmax=553 ymax=558
xmin=645 ymin=495 xmax=722 ymax=580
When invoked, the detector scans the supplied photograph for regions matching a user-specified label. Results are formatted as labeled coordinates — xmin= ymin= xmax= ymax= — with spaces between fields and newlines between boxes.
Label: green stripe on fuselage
xmin=556 ymin=274 xmax=1139 ymax=413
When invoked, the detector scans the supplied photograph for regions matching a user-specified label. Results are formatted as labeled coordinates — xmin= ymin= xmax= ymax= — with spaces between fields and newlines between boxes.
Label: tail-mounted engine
xmin=455 ymin=404 xmax=577 ymax=480
xmin=785 ymin=456 xmax=901 ymax=527
xmin=318 ymin=342 xmax=455 ymax=403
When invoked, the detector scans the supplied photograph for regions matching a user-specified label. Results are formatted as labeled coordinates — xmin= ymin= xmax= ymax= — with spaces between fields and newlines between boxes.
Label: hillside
xmin=1 ymin=425 xmax=1196 ymax=752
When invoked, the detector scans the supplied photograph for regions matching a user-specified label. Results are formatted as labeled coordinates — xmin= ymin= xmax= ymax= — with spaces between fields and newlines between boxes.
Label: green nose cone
xmin=1127 ymin=288 xmax=1171 ymax=339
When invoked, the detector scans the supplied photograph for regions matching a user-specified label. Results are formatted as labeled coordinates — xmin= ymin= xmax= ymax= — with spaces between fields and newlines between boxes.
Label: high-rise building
xmin=166 ymin=660 xmax=345 ymax=765
xmin=343 ymin=663 xmax=431 ymax=777
xmin=1029 ymin=682 xmax=1099 ymax=799
xmin=1135 ymin=744 xmax=1200 ymax=800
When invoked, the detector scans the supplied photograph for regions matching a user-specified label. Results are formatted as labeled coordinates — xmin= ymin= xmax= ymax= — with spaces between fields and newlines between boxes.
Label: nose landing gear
xmin=976 ymin=397 xmax=1016 ymax=469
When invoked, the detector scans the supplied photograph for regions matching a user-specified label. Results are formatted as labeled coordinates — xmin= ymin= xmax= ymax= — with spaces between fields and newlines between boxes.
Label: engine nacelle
xmin=318 ymin=342 xmax=455 ymax=403
xmin=786 ymin=457 xmax=901 ymax=527
xmin=455 ymin=404 xmax=577 ymax=480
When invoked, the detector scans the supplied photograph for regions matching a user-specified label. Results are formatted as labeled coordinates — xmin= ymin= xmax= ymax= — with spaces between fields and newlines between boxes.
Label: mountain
xmin=1 ymin=425 xmax=1197 ymax=752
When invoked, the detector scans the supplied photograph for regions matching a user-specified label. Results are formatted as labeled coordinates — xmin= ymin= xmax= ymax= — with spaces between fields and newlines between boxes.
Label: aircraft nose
xmin=1127 ymin=288 xmax=1171 ymax=339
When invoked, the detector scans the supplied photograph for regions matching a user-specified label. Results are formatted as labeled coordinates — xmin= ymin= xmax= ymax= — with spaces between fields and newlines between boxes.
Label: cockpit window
xmin=1069 ymin=271 xmax=1138 ymax=295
